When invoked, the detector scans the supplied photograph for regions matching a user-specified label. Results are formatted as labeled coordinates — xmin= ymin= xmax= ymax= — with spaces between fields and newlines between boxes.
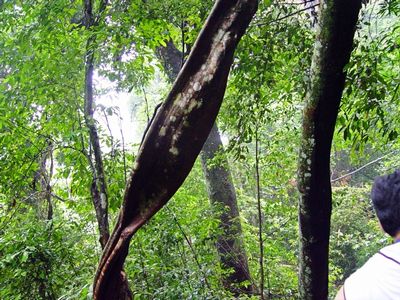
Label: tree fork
xmin=93 ymin=0 xmax=258 ymax=298
xmin=297 ymin=0 xmax=362 ymax=299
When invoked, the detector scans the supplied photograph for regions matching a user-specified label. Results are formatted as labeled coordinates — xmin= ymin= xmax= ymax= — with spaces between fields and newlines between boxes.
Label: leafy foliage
xmin=0 ymin=0 xmax=398 ymax=299
xmin=0 ymin=206 xmax=97 ymax=300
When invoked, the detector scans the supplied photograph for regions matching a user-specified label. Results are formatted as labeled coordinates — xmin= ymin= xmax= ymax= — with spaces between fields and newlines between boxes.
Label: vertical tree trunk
xmin=93 ymin=1 xmax=258 ymax=298
xmin=201 ymin=124 xmax=253 ymax=295
xmin=158 ymin=40 xmax=253 ymax=296
xmin=82 ymin=1 xmax=132 ymax=299
xmin=83 ymin=46 xmax=110 ymax=249
xmin=297 ymin=1 xmax=362 ymax=299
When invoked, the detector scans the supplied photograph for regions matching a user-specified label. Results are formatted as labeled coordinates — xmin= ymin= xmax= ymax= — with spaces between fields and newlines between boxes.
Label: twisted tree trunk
xmin=93 ymin=1 xmax=258 ymax=298
xmin=297 ymin=1 xmax=362 ymax=299
xmin=158 ymin=40 xmax=253 ymax=296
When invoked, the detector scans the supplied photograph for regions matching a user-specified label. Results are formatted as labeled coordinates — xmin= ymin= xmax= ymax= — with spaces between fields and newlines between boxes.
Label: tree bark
xmin=297 ymin=1 xmax=362 ymax=299
xmin=83 ymin=1 xmax=133 ymax=299
xmin=83 ymin=0 xmax=110 ymax=251
xmin=93 ymin=1 xmax=258 ymax=298
xmin=201 ymin=124 xmax=253 ymax=295
xmin=157 ymin=40 xmax=253 ymax=296
xmin=84 ymin=48 xmax=110 ymax=249
xmin=156 ymin=40 xmax=183 ymax=83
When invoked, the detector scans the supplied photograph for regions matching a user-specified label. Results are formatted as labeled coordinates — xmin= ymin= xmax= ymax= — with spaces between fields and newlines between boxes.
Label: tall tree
xmin=297 ymin=0 xmax=362 ymax=299
xmin=93 ymin=0 xmax=258 ymax=298
xmin=158 ymin=40 xmax=253 ymax=296
xmin=83 ymin=1 xmax=133 ymax=299
xmin=201 ymin=124 xmax=253 ymax=295
xmin=83 ymin=0 xmax=110 ymax=250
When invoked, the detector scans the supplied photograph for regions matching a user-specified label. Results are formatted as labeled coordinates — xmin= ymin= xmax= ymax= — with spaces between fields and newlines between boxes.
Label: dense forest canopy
xmin=0 ymin=0 xmax=399 ymax=299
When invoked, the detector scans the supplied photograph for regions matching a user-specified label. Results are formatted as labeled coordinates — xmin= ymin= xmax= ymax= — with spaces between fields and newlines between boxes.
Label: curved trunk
xmin=297 ymin=1 xmax=362 ymax=299
xmin=158 ymin=39 xmax=253 ymax=296
xmin=93 ymin=1 xmax=258 ymax=298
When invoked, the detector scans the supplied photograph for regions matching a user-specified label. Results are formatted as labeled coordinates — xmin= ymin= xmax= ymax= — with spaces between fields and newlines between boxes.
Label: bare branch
xmin=331 ymin=150 xmax=399 ymax=183
xmin=254 ymin=3 xmax=319 ymax=27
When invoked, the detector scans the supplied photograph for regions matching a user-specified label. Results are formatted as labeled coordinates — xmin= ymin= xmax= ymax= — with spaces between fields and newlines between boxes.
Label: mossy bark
xmin=297 ymin=1 xmax=362 ymax=299
xmin=93 ymin=1 xmax=258 ymax=298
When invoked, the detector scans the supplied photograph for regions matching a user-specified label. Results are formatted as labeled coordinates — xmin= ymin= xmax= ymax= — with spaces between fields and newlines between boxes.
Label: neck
xmin=395 ymin=232 xmax=400 ymax=243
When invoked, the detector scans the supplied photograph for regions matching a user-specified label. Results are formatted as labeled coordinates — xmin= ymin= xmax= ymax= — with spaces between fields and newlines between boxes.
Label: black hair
xmin=371 ymin=170 xmax=400 ymax=237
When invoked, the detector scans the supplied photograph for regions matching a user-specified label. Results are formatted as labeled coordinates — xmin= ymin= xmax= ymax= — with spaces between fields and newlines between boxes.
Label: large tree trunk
xmin=93 ymin=1 xmax=258 ymax=298
xmin=297 ymin=1 xmax=362 ymax=299
xmin=158 ymin=40 xmax=253 ymax=296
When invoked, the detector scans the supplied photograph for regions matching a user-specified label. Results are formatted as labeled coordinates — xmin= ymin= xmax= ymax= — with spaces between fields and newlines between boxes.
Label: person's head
xmin=371 ymin=170 xmax=400 ymax=237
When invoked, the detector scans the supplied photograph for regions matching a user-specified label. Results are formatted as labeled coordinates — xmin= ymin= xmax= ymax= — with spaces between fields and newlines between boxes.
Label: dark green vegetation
xmin=0 ymin=0 xmax=399 ymax=299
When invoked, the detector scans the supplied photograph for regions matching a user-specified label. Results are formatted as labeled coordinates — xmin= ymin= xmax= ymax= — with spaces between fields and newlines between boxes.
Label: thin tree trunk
xmin=82 ymin=1 xmax=133 ymax=299
xmin=254 ymin=127 xmax=264 ymax=299
xmin=297 ymin=1 xmax=362 ymax=299
xmin=93 ymin=1 xmax=258 ymax=298
xmin=158 ymin=40 xmax=253 ymax=296
xmin=83 ymin=46 xmax=110 ymax=249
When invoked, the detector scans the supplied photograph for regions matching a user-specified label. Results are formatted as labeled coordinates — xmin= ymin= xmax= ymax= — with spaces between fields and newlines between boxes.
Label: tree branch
xmin=254 ymin=3 xmax=319 ymax=27
xmin=331 ymin=150 xmax=398 ymax=183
